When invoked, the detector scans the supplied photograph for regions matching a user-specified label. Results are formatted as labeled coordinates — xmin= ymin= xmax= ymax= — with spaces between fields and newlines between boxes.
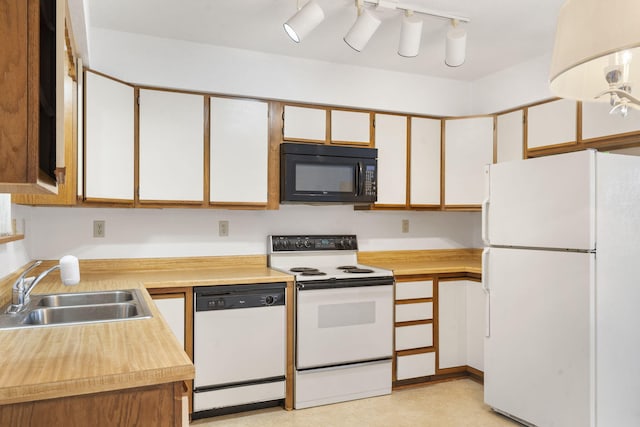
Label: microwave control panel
xmin=364 ymin=165 xmax=376 ymax=196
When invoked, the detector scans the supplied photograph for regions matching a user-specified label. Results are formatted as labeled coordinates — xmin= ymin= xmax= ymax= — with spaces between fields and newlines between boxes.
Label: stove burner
xmin=344 ymin=268 xmax=374 ymax=274
xmin=337 ymin=265 xmax=359 ymax=270
xmin=301 ymin=271 xmax=327 ymax=276
xmin=290 ymin=267 xmax=319 ymax=273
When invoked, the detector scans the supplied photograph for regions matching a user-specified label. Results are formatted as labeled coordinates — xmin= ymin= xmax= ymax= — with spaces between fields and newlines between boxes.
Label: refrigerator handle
xmin=481 ymin=198 xmax=490 ymax=245
xmin=481 ymin=248 xmax=490 ymax=337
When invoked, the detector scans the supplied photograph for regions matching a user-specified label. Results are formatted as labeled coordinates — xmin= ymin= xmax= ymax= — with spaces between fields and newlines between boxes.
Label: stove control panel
xmin=269 ymin=235 xmax=358 ymax=252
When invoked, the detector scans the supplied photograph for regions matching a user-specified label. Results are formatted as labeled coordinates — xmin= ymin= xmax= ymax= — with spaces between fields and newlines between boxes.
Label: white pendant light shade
xmin=549 ymin=0 xmax=640 ymax=105
xmin=398 ymin=15 xmax=423 ymax=57
xmin=445 ymin=26 xmax=466 ymax=67
xmin=284 ymin=1 xmax=325 ymax=43
xmin=344 ymin=8 xmax=382 ymax=52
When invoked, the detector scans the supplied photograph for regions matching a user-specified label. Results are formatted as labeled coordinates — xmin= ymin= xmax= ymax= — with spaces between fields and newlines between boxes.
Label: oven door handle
xmin=297 ymin=277 xmax=394 ymax=290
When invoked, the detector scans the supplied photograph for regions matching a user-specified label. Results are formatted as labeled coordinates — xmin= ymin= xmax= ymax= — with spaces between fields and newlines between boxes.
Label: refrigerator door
xmin=485 ymin=150 xmax=595 ymax=250
xmin=484 ymin=247 xmax=594 ymax=427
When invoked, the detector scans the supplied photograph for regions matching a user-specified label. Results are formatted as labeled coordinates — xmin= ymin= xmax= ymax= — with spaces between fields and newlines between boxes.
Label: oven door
xmin=296 ymin=279 xmax=393 ymax=370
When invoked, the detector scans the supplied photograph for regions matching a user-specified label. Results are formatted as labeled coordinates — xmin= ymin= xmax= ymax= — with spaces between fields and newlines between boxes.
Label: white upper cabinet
xmin=210 ymin=97 xmax=269 ymax=204
xmin=410 ymin=117 xmax=441 ymax=206
xmin=496 ymin=110 xmax=523 ymax=163
xmin=138 ymin=89 xmax=204 ymax=202
xmin=526 ymin=99 xmax=577 ymax=150
xmin=330 ymin=110 xmax=371 ymax=145
xmin=84 ymin=72 xmax=135 ymax=201
xmin=283 ymin=105 xmax=326 ymax=142
xmin=444 ymin=116 xmax=494 ymax=206
xmin=581 ymin=102 xmax=640 ymax=141
xmin=375 ymin=114 xmax=408 ymax=206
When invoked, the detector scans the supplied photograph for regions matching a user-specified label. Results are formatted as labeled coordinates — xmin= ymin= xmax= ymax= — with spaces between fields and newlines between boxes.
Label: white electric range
xmin=268 ymin=235 xmax=394 ymax=409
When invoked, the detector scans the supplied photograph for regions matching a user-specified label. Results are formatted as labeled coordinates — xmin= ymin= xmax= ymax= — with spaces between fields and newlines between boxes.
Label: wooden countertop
xmin=358 ymin=249 xmax=482 ymax=276
xmin=0 ymin=251 xmax=478 ymax=406
xmin=0 ymin=278 xmax=195 ymax=405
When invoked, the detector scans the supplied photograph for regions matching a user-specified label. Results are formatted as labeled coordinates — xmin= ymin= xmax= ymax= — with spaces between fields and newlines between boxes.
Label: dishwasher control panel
xmin=194 ymin=283 xmax=286 ymax=311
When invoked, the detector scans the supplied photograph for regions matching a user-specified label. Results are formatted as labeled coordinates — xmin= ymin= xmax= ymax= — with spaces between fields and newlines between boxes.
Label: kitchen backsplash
xmin=6 ymin=204 xmax=481 ymax=264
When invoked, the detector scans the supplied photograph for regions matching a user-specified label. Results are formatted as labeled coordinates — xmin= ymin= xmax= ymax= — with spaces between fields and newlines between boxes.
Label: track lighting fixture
xmin=283 ymin=0 xmax=325 ymax=43
xmin=283 ymin=0 xmax=470 ymax=67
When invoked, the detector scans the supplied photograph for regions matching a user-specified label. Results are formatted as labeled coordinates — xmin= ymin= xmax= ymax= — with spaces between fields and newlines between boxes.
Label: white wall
xmin=471 ymin=53 xmax=554 ymax=115
xmin=89 ymin=28 xmax=473 ymax=117
xmin=18 ymin=205 xmax=479 ymax=260
xmin=0 ymin=240 xmax=29 ymax=279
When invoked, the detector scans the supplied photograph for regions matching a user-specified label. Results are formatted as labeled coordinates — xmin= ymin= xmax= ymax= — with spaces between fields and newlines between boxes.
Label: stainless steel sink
xmin=0 ymin=289 xmax=152 ymax=329
xmin=38 ymin=290 xmax=134 ymax=307
xmin=25 ymin=303 xmax=140 ymax=325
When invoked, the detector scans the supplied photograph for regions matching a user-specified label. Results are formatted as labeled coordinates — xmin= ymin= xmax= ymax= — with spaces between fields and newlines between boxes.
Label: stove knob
xmin=265 ymin=295 xmax=275 ymax=306
xmin=295 ymin=239 xmax=304 ymax=248
xmin=304 ymin=240 xmax=312 ymax=248
xmin=341 ymin=239 xmax=353 ymax=250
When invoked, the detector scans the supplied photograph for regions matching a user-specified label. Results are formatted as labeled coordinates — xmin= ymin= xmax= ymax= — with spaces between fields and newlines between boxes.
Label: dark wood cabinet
xmin=0 ymin=0 xmax=61 ymax=194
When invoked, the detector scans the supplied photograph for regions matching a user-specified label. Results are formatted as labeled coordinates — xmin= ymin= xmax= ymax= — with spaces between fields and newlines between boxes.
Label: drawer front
xmin=396 ymin=352 xmax=436 ymax=380
xmin=395 ymin=302 xmax=433 ymax=322
xmin=396 ymin=281 xmax=433 ymax=300
xmin=395 ymin=324 xmax=433 ymax=351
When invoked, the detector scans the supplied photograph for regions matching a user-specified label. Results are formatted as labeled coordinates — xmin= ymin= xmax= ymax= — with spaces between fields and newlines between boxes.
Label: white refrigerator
xmin=482 ymin=150 xmax=640 ymax=427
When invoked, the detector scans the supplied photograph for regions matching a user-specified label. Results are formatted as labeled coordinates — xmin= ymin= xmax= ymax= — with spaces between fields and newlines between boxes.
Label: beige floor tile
xmin=191 ymin=379 xmax=520 ymax=427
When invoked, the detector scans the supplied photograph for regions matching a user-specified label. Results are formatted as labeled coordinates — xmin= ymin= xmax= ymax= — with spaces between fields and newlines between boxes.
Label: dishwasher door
xmin=194 ymin=304 xmax=286 ymax=387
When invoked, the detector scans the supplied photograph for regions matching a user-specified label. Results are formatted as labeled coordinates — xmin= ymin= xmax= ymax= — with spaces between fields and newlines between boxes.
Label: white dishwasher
xmin=192 ymin=283 xmax=286 ymax=420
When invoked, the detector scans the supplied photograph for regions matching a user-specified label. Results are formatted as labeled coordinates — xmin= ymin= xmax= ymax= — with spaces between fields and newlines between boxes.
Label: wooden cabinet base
xmin=0 ymin=382 xmax=184 ymax=427
xmin=393 ymin=366 xmax=483 ymax=389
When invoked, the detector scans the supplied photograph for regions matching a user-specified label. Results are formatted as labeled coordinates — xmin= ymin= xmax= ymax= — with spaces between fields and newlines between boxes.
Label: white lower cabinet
xmin=438 ymin=280 xmax=484 ymax=371
xmin=395 ymin=302 xmax=433 ymax=322
xmin=151 ymin=295 xmax=185 ymax=348
xmin=396 ymin=352 xmax=436 ymax=380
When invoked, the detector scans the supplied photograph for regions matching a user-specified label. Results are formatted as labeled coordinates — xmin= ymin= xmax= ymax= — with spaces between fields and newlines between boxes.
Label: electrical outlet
xmin=218 ymin=220 xmax=229 ymax=237
xmin=402 ymin=219 xmax=409 ymax=233
xmin=93 ymin=220 xmax=106 ymax=238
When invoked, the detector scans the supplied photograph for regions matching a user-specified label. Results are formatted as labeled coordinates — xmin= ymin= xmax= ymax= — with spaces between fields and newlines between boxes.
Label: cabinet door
xmin=526 ymin=99 xmax=577 ymax=150
xmin=375 ymin=114 xmax=407 ymax=206
xmin=496 ymin=110 xmax=523 ymax=163
xmin=396 ymin=352 xmax=435 ymax=380
xmin=152 ymin=295 xmax=185 ymax=348
xmin=283 ymin=105 xmax=326 ymax=143
xmin=466 ymin=281 xmax=485 ymax=371
xmin=138 ymin=89 xmax=204 ymax=202
xmin=581 ymin=102 xmax=640 ymax=141
xmin=210 ymin=97 xmax=269 ymax=204
xmin=444 ymin=117 xmax=494 ymax=206
xmin=438 ymin=280 xmax=467 ymax=369
xmin=330 ymin=110 xmax=371 ymax=145
xmin=84 ymin=71 xmax=135 ymax=201
xmin=410 ymin=117 xmax=441 ymax=206
xmin=396 ymin=280 xmax=433 ymax=300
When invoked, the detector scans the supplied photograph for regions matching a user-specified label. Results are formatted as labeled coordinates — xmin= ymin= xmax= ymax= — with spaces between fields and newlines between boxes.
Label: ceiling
xmin=83 ymin=0 xmax=565 ymax=82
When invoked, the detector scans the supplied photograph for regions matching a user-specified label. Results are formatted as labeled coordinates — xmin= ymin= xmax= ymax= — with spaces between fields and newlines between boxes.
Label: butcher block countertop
xmin=0 ymin=256 xmax=293 ymax=406
xmin=0 ymin=251 xmax=477 ymax=406
xmin=358 ymin=249 xmax=482 ymax=276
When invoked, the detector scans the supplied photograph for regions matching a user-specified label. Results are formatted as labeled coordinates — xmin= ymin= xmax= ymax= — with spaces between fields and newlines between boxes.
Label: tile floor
xmin=191 ymin=379 xmax=521 ymax=427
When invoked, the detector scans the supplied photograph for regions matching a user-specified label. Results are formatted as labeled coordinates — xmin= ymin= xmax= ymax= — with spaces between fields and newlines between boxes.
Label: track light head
xmin=284 ymin=0 xmax=325 ymax=43
xmin=398 ymin=13 xmax=423 ymax=57
xmin=344 ymin=8 xmax=382 ymax=52
xmin=445 ymin=20 xmax=467 ymax=67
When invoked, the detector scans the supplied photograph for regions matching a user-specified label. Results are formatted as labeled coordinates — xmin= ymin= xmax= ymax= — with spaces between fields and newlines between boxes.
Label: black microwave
xmin=280 ymin=143 xmax=377 ymax=204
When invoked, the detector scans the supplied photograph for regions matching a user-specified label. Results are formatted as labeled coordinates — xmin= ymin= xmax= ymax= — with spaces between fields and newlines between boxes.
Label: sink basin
xmin=0 ymin=289 xmax=152 ymax=329
xmin=38 ymin=290 xmax=134 ymax=307
xmin=25 ymin=303 xmax=140 ymax=325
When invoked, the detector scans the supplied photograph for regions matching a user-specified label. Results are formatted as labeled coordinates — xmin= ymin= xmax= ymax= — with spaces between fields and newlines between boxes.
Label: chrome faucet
xmin=7 ymin=261 xmax=61 ymax=314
